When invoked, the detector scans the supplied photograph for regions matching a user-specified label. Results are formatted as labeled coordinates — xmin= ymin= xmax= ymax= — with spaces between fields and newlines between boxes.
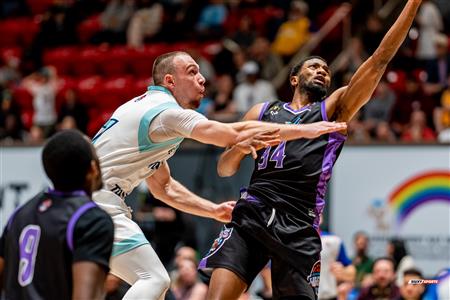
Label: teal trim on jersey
xmin=138 ymin=102 xmax=184 ymax=152
xmin=112 ymin=233 xmax=149 ymax=257
xmin=147 ymin=85 xmax=172 ymax=95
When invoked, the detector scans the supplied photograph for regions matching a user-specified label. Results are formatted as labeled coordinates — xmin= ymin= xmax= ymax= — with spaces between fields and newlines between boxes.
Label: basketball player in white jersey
xmin=92 ymin=51 xmax=347 ymax=300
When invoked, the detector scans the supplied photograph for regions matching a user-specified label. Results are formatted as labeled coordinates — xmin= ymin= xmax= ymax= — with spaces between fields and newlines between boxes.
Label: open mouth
xmin=313 ymin=76 xmax=326 ymax=85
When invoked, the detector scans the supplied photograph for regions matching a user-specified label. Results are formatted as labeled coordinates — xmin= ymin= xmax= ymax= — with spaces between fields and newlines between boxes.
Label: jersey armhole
xmin=258 ymin=101 xmax=270 ymax=120
xmin=66 ymin=202 xmax=98 ymax=251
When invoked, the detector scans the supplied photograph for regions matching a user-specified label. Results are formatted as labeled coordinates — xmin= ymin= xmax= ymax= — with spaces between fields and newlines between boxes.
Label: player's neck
xmin=290 ymin=90 xmax=313 ymax=110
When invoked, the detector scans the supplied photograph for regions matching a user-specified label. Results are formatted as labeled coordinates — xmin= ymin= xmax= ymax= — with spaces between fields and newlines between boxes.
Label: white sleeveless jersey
xmin=92 ymin=86 xmax=184 ymax=199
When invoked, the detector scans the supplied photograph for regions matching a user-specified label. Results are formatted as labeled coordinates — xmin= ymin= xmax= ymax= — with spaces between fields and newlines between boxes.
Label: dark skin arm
xmin=326 ymin=0 xmax=423 ymax=122
xmin=72 ymin=262 xmax=108 ymax=300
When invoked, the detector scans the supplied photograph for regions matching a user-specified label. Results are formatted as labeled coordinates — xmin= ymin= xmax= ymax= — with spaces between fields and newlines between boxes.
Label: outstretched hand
xmin=234 ymin=129 xmax=281 ymax=159
xmin=213 ymin=201 xmax=236 ymax=223
xmin=301 ymin=121 xmax=347 ymax=139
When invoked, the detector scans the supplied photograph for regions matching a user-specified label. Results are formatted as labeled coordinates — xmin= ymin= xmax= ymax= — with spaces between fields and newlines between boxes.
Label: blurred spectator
xmin=188 ymin=49 xmax=216 ymax=83
xmin=57 ymin=89 xmax=88 ymax=133
xmin=233 ymin=61 xmax=277 ymax=115
xmin=171 ymin=258 xmax=208 ymax=300
xmin=231 ymin=15 xmax=256 ymax=50
xmin=0 ymin=90 xmax=24 ymax=143
xmin=395 ymin=268 xmax=426 ymax=300
xmin=352 ymin=231 xmax=374 ymax=290
xmin=160 ymin=0 xmax=204 ymax=41
xmin=271 ymin=0 xmax=311 ymax=58
xmin=196 ymin=0 xmax=228 ymax=40
xmin=255 ymin=265 xmax=272 ymax=300
xmin=347 ymin=111 xmax=371 ymax=143
xmin=391 ymin=74 xmax=434 ymax=135
xmin=22 ymin=67 xmax=58 ymax=138
xmin=435 ymin=76 xmax=450 ymax=141
xmin=333 ymin=37 xmax=368 ymax=87
xmin=423 ymin=33 xmax=450 ymax=98
xmin=357 ymin=257 xmax=400 ymax=300
xmin=25 ymin=125 xmax=45 ymax=145
xmin=360 ymin=14 xmax=384 ymax=56
xmin=415 ymin=0 xmax=444 ymax=61
xmin=127 ymin=0 xmax=164 ymax=49
xmin=36 ymin=5 xmax=78 ymax=48
xmin=207 ymin=74 xmax=237 ymax=121
xmin=92 ymin=0 xmax=136 ymax=44
xmin=319 ymin=231 xmax=356 ymax=300
xmin=387 ymin=238 xmax=416 ymax=287
xmin=249 ymin=36 xmax=284 ymax=81
xmin=0 ymin=55 xmax=22 ymax=89
xmin=374 ymin=122 xmax=397 ymax=143
xmin=401 ymin=110 xmax=436 ymax=142
xmin=0 ymin=0 xmax=28 ymax=18
xmin=362 ymin=80 xmax=396 ymax=130
xmin=423 ymin=268 xmax=450 ymax=300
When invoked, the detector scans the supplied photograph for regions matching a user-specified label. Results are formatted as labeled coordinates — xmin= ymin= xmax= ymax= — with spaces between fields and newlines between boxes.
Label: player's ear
xmin=86 ymin=160 xmax=102 ymax=193
xmin=164 ymin=74 xmax=175 ymax=88
xmin=290 ymin=75 xmax=298 ymax=87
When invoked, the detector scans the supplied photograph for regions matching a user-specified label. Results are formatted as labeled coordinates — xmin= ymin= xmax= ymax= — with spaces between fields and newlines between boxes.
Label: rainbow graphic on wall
xmin=389 ymin=170 xmax=450 ymax=226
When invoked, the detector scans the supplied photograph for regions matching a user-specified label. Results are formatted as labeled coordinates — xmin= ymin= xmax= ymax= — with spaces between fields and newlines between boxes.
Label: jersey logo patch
xmin=205 ymin=225 xmax=233 ymax=258
xmin=307 ymin=260 xmax=321 ymax=295
xmin=268 ymin=105 xmax=281 ymax=116
xmin=38 ymin=199 xmax=52 ymax=212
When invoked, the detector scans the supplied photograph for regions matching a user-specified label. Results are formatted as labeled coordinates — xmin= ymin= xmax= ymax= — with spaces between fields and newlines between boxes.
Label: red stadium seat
xmin=77 ymin=15 xmax=101 ymax=44
xmin=98 ymin=76 xmax=134 ymax=111
xmin=129 ymin=45 xmax=167 ymax=77
xmin=26 ymin=0 xmax=54 ymax=15
xmin=73 ymin=47 xmax=101 ymax=77
xmin=12 ymin=87 xmax=33 ymax=112
xmin=98 ymin=46 xmax=129 ymax=77
xmin=43 ymin=47 xmax=78 ymax=76
xmin=76 ymin=76 xmax=103 ymax=105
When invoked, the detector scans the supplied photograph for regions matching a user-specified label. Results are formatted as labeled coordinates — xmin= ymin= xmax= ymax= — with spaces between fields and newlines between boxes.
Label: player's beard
xmin=298 ymin=75 xmax=328 ymax=102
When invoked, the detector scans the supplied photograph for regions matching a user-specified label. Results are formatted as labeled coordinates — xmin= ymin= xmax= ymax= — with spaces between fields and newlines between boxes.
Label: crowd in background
xmin=0 ymin=0 xmax=449 ymax=145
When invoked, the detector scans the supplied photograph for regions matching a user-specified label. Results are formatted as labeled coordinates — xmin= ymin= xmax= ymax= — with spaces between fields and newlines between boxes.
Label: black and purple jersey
xmin=0 ymin=190 xmax=113 ymax=300
xmin=247 ymin=100 xmax=346 ymax=229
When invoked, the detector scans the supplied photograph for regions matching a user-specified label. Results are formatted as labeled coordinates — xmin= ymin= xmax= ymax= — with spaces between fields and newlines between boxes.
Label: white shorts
xmin=93 ymin=190 xmax=149 ymax=257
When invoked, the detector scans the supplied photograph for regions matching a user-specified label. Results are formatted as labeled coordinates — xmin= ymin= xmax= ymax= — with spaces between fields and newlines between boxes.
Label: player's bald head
xmin=152 ymin=51 xmax=190 ymax=85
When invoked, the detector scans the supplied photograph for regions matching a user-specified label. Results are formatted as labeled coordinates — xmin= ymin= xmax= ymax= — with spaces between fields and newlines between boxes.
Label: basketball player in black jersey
xmin=199 ymin=1 xmax=423 ymax=299
xmin=0 ymin=130 xmax=114 ymax=300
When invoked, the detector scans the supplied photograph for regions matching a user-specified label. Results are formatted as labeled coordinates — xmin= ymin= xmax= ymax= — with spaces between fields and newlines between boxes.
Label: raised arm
xmin=326 ymin=0 xmax=422 ymax=122
xmin=146 ymin=162 xmax=235 ymax=222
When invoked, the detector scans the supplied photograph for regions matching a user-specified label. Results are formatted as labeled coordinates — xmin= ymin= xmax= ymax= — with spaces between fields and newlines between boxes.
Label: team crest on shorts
xmin=307 ymin=260 xmax=321 ymax=295
xmin=206 ymin=225 xmax=233 ymax=257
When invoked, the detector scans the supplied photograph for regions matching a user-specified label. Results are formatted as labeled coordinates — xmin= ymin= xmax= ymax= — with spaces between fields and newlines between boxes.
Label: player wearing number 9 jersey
xmin=0 ymin=130 xmax=114 ymax=300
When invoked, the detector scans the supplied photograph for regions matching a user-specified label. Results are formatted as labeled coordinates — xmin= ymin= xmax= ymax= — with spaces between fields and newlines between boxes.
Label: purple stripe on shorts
xmin=198 ymin=257 xmax=207 ymax=269
xmin=258 ymin=102 xmax=270 ymax=120
xmin=66 ymin=202 xmax=97 ymax=251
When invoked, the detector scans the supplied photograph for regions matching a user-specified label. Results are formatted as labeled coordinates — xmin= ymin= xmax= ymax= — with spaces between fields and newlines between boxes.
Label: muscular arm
xmin=326 ymin=0 xmax=422 ymax=122
xmin=146 ymin=162 xmax=234 ymax=222
xmin=72 ymin=262 xmax=107 ymax=300
xmin=192 ymin=109 xmax=346 ymax=148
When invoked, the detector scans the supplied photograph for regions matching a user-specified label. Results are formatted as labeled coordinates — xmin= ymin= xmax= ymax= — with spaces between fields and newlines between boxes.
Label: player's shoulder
xmin=244 ymin=100 xmax=281 ymax=121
